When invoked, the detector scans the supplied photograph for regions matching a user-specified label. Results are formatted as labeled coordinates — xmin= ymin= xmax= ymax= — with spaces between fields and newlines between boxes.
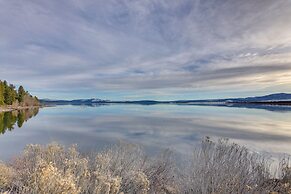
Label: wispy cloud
xmin=0 ymin=0 xmax=291 ymax=99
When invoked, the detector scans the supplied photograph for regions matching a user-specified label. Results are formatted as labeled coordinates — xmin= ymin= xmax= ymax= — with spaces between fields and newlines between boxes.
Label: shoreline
xmin=0 ymin=105 xmax=41 ymax=113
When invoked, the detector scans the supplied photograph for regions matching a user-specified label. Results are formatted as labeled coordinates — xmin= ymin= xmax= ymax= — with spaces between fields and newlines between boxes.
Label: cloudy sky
xmin=1 ymin=0 xmax=291 ymax=100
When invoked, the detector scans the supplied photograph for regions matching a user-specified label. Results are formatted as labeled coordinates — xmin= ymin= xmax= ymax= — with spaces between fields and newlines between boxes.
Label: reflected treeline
xmin=0 ymin=108 xmax=39 ymax=134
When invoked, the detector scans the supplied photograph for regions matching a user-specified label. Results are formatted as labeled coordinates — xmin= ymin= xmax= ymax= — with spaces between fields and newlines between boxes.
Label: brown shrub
xmin=0 ymin=139 xmax=290 ymax=194
xmin=0 ymin=162 xmax=16 ymax=191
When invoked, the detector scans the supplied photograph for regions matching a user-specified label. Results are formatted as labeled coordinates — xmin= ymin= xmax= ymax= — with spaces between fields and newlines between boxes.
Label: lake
xmin=1 ymin=104 xmax=291 ymax=161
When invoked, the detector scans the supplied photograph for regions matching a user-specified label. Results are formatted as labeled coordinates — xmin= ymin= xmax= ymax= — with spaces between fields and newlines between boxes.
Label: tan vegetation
xmin=0 ymin=138 xmax=290 ymax=194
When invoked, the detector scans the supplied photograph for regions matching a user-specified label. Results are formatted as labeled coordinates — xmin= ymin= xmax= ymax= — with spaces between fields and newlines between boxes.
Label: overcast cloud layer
xmin=1 ymin=0 xmax=291 ymax=100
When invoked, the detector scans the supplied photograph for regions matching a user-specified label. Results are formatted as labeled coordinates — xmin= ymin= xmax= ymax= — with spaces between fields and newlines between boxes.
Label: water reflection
xmin=0 ymin=105 xmax=291 ymax=161
xmin=0 ymin=108 xmax=39 ymax=134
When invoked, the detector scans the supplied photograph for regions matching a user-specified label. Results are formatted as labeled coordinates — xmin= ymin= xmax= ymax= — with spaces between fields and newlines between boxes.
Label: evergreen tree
xmin=3 ymin=81 xmax=11 ymax=105
xmin=4 ymin=83 xmax=16 ymax=105
xmin=0 ymin=81 xmax=4 ymax=105
xmin=0 ymin=80 xmax=39 ymax=106
xmin=18 ymin=85 xmax=26 ymax=103
xmin=10 ymin=84 xmax=17 ymax=104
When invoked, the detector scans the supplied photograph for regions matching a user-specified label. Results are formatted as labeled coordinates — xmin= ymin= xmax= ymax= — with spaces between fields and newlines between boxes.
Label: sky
xmin=0 ymin=0 xmax=291 ymax=100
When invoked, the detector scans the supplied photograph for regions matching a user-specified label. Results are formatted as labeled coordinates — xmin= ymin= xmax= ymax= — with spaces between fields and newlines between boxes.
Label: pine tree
xmin=3 ymin=81 xmax=11 ymax=105
xmin=0 ymin=81 xmax=4 ymax=105
xmin=4 ymin=83 xmax=15 ymax=105
xmin=18 ymin=85 xmax=26 ymax=103
xmin=10 ymin=84 xmax=17 ymax=104
xmin=0 ymin=80 xmax=39 ymax=106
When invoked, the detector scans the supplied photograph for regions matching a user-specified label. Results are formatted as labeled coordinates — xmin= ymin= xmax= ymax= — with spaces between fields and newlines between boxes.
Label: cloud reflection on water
xmin=0 ymin=105 xmax=291 ymax=160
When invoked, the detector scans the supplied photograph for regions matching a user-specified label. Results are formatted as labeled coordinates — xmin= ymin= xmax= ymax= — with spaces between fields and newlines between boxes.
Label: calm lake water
xmin=1 ymin=104 xmax=291 ymax=160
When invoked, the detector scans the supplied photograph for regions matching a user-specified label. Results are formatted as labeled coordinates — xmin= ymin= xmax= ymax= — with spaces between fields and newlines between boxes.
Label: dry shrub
xmin=281 ymin=158 xmax=291 ymax=183
xmin=260 ymin=158 xmax=291 ymax=194
xmin=92 ymin=143 xmax=176 ymax=193
xmin=180 ymin=137 xmax=271 ymax=194
xmin=90 ymin=172 xmax=121 ymax=194
xmin=122 ymin=171 xmax=150 ymax=194
xmin=0 ymin=139 xmax=291 ymax=194
xmin=23 ymin=160 xmax=79 ymax=194
xmin=11 ymin=143 xmax=122 ymax=194
xmin=6 ymin=142 xmax=174 ymax=194
xmin=0 ymin=162 xmax=16 ymax=192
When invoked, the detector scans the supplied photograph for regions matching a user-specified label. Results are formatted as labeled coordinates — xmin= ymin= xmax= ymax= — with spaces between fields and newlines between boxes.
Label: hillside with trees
xmin=0 ymin=80 xmax=39 ymax=108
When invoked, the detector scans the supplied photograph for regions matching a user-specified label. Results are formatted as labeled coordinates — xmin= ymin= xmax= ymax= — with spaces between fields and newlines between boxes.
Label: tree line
xmin=0 ymin=80 xmax=39 ymax=107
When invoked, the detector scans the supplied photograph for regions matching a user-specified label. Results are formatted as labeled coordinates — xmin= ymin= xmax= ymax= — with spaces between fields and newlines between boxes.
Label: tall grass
xmin=0 ymin=138 xmax=290 ymax=194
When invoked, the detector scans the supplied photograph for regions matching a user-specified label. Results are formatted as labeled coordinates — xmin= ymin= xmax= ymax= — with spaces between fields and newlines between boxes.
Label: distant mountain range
xmin=40 ymin=93 xmax=291 ymax=106
xmin=227 ymin=93 xmax=291 ymax=102
xmin=40 ymin=98 xmax=110 ymax=106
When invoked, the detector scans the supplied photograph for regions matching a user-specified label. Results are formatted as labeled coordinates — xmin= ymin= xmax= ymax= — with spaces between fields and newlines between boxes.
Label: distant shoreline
xmin=234 ymin=101 xmax=291 ymax=106
xmin=40 ymin=93 xmax=291 ymax=107
xmin=41 ymin=100 xmax=291 ymax=106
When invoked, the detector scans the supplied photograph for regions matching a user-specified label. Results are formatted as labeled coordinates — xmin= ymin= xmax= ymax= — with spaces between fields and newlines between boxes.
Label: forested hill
xmin=0 ymin=80 xmax=39 ymax=107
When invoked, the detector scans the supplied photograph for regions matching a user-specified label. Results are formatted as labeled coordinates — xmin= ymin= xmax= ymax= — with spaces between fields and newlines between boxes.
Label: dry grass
xmin=0 ymin=138 xmax=290 ymax=194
